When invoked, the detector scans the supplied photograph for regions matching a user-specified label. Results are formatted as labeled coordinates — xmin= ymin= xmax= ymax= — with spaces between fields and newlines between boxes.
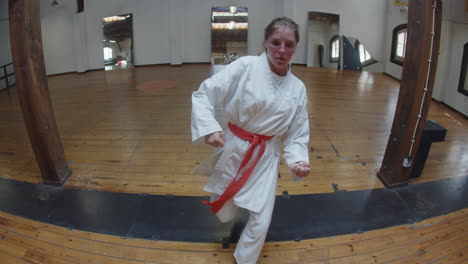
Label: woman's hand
xmin=290 ymin=161 xmax=310 ymax=178
xmin=205 ymin=131 xmax=225 ymax=148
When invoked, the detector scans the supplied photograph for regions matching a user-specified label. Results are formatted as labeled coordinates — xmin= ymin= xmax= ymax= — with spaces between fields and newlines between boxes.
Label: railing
xmin=0 ymin=63 xmax=15 ymax=95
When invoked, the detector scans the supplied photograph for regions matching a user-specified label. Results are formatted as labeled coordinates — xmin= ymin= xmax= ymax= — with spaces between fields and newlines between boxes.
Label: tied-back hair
xmin=264 ymin=17 xmax=300 ymax=43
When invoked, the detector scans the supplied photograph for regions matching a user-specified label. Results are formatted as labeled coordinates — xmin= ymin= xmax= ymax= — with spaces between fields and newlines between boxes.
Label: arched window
xmin=355 ymin=40 xmax=375 ymax=66
xmin=103 ymin=47 xmax=113 ymax=60
xmin=390 ymin=24 xmax=407 ymax=66
xmin=329 ymin=35 xmax=340 ymax=63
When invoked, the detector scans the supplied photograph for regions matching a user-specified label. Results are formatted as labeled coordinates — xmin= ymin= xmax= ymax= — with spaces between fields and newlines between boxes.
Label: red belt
xmin=202 ymin=122 xmax=275 ymax=214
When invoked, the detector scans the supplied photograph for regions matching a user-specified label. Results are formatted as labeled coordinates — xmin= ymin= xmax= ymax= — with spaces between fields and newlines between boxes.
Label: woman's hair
xmin=264 ymin=17 xmax=300 ymax=43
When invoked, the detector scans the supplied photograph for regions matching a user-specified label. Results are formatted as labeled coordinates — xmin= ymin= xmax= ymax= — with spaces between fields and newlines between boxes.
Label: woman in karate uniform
xmin=191 ymin=17 xmax=310 ymax=264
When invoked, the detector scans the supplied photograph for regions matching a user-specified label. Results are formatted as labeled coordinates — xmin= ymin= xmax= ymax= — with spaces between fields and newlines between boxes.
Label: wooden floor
xmin=0 ymin=65 xmax=467 ymax=263
xmin=0 ymin=65 xmax=466 ymax=195
xmin=0 ymin=207 xmax=467 ymax=263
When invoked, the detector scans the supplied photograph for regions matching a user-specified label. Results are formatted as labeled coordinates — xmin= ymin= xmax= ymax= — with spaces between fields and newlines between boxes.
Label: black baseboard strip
xmin=0 ymin=176 xmax=466 ymax=243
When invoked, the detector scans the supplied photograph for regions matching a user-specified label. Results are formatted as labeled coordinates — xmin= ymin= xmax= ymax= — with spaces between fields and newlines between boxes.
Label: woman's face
xmin=264 ymin=26 xmax=297 ymax=76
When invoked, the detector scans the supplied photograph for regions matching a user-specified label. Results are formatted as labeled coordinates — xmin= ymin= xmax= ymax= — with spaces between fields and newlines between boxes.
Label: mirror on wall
xmin=458 ymin=42 xmax=468 ymax=97
xmin=211 ymin=7 xmax=248 ymax=65
xmin=102 ymin=14 xmax=134 ymax=71
xmin=306 ymin=11 xmax=340 ymax=69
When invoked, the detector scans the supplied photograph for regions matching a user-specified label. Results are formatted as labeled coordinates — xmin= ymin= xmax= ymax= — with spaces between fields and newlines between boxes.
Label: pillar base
xmin=43 ymin=169 xmax=72 ymax=186
xmin=377 ymin=172 xmax=408 ymax=189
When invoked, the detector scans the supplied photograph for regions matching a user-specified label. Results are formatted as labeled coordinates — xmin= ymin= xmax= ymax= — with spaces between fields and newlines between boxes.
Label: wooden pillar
xmin=377 ymin=0 xmax=442 ymax=188
xmin=9 ymin=0 xmax=72 ymax=186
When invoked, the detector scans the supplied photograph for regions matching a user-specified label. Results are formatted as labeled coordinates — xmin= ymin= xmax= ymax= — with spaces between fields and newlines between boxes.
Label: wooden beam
xmin=377 ymin=0 xmax=442 ymax=188
xmin=8 ymin=0 xmax=72 ymax=186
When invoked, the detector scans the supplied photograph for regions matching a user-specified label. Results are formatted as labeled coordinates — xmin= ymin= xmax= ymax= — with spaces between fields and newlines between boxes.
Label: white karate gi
xmin=191 ymin=53 xmax=309 ymax=264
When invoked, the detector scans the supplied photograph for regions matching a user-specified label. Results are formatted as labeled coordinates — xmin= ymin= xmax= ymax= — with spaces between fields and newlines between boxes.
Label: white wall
xmin=240 ymin=0 xmax=283 ymax=55
xmin=338 ymin=0 xmax=386 ymax=61
xmin=291 ymin=0 xmax=387 ymax=65
xmin=435 ymin=0 xmax=468 ymax=116
xmin=1 ymin=0 xmax=80 ymax=75
xmin=169 ymin=1 xmax=184 ymax=65
xmin=73 ymin=12 xmax=89 ymax=72
xmin=1 ymin=0 xmax=388 ymax=73
xmin=181 ymin=0 xmax=211 ymax=63
xmin=40 ymin=0 xmax=77 ymax=75
xmin=433 ymin=22 xmax=468 ymax=116
xmin=432 ymin=20 xmax=453 ymax=101
xmin=444 ymin=0 xmax=468 ymax=24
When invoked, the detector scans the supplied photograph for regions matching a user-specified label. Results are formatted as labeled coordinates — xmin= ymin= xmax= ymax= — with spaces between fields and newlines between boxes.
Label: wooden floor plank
xmin=0 ymin=209 xmax=467 ymax=264
xmin=430 ymin=247 xmax=468 ymax=264
xmin=258 ymin=213 xmax=468 ymax=263
xmin=0 ymin=250 xmax=30 ymax=264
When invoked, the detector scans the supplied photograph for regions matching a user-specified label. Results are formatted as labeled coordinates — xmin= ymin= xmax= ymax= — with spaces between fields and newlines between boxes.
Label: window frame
xmin=354 ymin=40 xmax=376 ymax=67
xmin=390 ymin=24 xmax=408 ymax=66
xmin=329 ymin=35 xmax=340 ymax=63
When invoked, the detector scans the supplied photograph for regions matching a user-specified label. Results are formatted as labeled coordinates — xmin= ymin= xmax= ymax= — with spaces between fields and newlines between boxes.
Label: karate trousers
xmin=212 ymin=193 xmax=276 ymax=264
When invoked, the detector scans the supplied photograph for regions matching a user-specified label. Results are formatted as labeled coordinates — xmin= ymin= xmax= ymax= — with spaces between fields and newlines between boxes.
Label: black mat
xmin=0 ymin=176 xmax=467 ymax=243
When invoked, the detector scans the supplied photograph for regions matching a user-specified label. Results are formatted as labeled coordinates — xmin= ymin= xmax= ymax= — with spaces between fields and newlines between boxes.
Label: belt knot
xmin=202 ymin=122 xmax=275 ymax=214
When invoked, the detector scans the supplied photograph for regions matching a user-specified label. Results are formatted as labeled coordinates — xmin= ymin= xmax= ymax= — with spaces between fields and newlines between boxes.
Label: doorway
xmin=307 ymin=11 xmax=340 ymax=69
xmin=102 ymin=14 xmax=134 ymax=71
xmin=211 ymin=7 xmax=248 ymax=64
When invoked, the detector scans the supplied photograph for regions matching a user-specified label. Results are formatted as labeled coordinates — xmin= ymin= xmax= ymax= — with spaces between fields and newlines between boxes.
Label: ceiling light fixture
xmin=230 ymin=6 xmax=237 ymax=14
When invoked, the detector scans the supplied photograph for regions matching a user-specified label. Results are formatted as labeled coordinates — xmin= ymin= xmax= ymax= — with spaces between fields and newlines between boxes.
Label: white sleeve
xmin=282 ymin=87 xmax=310 ymax=174
xmin=191 ymin=59 xmax=243 ymax=143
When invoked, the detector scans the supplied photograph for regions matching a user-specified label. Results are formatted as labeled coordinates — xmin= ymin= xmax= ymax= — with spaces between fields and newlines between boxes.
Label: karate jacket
xmin=191 ymin=53 xmax=310 ymax=213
